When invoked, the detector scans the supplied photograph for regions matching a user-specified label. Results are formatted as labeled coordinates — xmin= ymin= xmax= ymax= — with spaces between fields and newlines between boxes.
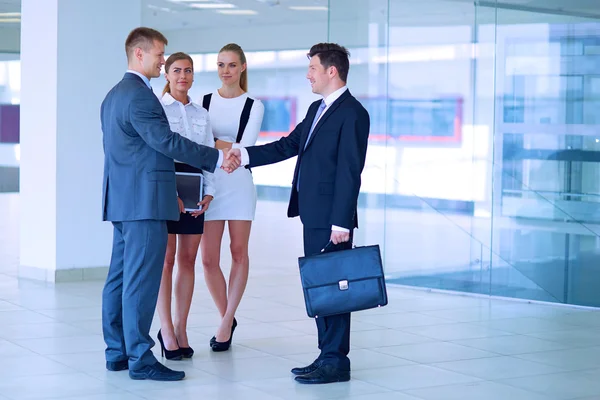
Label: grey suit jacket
xmin=101 ymin=73 xmax=219 ymax=222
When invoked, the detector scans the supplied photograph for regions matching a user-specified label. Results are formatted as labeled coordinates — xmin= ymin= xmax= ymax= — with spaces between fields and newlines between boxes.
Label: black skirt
xmin=167 ymin=211 xmax=205 ymax=235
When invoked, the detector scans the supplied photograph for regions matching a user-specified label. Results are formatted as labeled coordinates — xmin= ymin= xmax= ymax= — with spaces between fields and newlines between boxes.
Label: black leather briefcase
xmin=298 ymin=244 xmax=388 ymax=318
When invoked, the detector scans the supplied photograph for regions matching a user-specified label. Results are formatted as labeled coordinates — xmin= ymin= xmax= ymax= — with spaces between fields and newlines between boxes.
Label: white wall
xmin=20 ymin=0 xmax=142 ymax=280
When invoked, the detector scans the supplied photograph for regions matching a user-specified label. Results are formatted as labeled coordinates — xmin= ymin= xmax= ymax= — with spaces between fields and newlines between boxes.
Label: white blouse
xmin=161 ymin=92 xmax=216 ymax=197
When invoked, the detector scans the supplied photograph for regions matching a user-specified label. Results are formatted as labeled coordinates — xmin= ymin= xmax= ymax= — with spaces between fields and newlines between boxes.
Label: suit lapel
xmin=303 ymin=90 xmax=350 ymax=151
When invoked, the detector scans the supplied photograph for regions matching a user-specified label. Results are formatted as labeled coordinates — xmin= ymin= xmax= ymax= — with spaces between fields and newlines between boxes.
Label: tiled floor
xmin=2 ymin=192 xmax=600 ymax=399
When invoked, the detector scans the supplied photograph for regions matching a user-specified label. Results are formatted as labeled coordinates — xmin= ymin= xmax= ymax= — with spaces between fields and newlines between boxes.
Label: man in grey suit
xmin=100 ymin=27 xmax=239 ymax=381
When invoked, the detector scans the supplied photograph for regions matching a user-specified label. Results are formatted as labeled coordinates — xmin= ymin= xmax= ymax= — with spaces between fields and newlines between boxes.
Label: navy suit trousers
xmin=302 ymin=227 xmax=352 ymax=371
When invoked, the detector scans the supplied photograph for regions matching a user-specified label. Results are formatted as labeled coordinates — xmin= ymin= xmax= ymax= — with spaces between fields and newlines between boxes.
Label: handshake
xmin=220 ymin=148 xmax=242 ymax=174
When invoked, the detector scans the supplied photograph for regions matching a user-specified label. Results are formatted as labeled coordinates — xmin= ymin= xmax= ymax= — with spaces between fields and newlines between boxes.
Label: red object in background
xmin=0 ymin=105 xmax=20 ymax=143
xmin=359 ymin=96 xmax=463 ymax=144
xmin=255 ymin=96 xmax=463 ymax=144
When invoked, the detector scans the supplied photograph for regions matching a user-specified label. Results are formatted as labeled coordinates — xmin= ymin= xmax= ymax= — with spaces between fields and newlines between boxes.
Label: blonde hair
xmin=220 ymin=43 xmax=248 ymax=92
xmin=162 ymin=52 xmax=194 ymax=96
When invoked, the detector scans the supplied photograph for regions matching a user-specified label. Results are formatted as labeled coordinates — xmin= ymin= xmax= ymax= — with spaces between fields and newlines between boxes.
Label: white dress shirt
xmin=161 ymin=93 xmax=216 ymax=197
xmin=239 ymin=86 xmax=350 ymax=233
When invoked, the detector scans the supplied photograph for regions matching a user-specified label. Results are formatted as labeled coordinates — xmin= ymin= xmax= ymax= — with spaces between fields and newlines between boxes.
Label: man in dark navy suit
xmin=100 ymin=27 xmax=239 ymax=382
xmin=229 ymin=43 xmax=370 ymax=384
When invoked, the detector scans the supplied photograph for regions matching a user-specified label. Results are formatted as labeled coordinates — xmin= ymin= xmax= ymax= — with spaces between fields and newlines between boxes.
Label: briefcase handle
xmin=321 ymin=240 xmax=356 ymax=253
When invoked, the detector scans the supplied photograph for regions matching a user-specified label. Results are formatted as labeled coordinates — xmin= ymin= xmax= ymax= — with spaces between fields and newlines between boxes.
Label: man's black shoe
xmin=106 ymin=360 xmax=128 ymax=371
xmin=129 ymin=361 xmax=185 ymax=381
xmin=295 ymin=364 xmax=350 ymax=384
xmin=291 ymin=360 xmax=321 ymax=376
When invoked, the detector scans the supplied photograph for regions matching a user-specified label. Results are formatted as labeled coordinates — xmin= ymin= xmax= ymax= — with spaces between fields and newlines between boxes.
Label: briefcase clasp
xmin=338 ymin=280 xmax=349 ymax=291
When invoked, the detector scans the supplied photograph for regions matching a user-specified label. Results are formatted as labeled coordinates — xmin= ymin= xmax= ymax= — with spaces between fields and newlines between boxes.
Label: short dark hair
xmin=307 ymin=43 xmax=351 ymax=83
xmin=125 ymin=27 xmax=168 ymax=60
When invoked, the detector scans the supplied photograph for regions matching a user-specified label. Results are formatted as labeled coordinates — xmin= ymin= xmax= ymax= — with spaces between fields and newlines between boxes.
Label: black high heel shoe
xmin=211 ymin=318 xmax=237 ymax=352
xmin=180 ymin=346 xmax=194 ymax=359
xmin=157 ymin=330 xmax=183 ymax=360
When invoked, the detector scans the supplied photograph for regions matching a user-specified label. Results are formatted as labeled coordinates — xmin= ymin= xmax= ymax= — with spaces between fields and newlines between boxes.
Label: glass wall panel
xmin=0 ymin=53 xmax=20 ymax=193
xmin=492 ymin=3 xmax=600 ymax=305
xmin=327 ymin=0 xmax=389 ymax=264
xmin=5 ymin=0 xmax=600 ymax=306
xmin=326 ymin=0 xmax=600 ymax=307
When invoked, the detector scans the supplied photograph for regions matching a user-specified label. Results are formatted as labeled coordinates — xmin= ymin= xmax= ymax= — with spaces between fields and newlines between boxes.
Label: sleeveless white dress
xmin=203 ymin=90 xmax=265 ymax=221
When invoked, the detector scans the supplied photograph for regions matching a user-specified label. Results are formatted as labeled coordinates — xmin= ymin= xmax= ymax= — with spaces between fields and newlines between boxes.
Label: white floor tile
xmin=0 ymin=338 xmax=39 ymax=357
xmin=35 ymin=307 xmax=102 ymax=323
xmin=372 ymin=341 xmax=498 ymax=364
xmin=0 ymin=354 xmax=77 ymax=377
xmin=3 ymin=193 xmax=600 ymax=399
xmin=351 ymin=329 xmax=434 ymax=348
xmin=451 ymin=334 xmax=571 ymax=355
xmin=471 ymin=316 xmax=582 ymax=335
xmin=352 ymin=364 xmax=481 ymax=391
xmin=400 ymin=323 xmax=513 ymax=341
xmin=0 ymin=373 xmax=120 ymax=400
xmin=0 ymin=310 xmax=57 ymax=326
xmin=134 ymin=382 xmax=285 ymax=400
xmin=432 ymin=355 xmax=565 ymax=380
xmin=405 ymin=380 xmax=558 ymax=400
xmin=0 ymin=300 xmax=23 ymax=312
xmin=242 ymin=376 xmax=389 ymax=400
xmin=191 ymin=355 xmax=298 ymax=382
xmin=54 ymin=393 xmax=147 ymax=400
xmin=353 ymin=312 xmax=455 ymax=329
xmin=236 ymin=335 xmax=321 ymax=356
xmin=526 ymin=329 xmax=600 ymax=348
xmin=514 ymin=347 xmax=600 ymax=371
xmin=0 ymin=322 xmax=90 ymax=340
xmin=342 ymin=393 xmax=423 ymax=400
xmin=12 ymin=334 xmax=105 ymax=355
xmin=497 ymin=371 xmax=600 ymax=399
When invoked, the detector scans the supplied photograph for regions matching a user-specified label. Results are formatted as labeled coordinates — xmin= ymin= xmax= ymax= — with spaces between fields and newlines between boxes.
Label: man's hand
xmin=330 ymin=230 xmax=350 ymax=245
xmin=190 ymin=195 xmax=213 ymax=217
xmin=177 ymin=197 xmax=185 ymax=214
xmin=220 ymin=149 xmax=241 ymax=173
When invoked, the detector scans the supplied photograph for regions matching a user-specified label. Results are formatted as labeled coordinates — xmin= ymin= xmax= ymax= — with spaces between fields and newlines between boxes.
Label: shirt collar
xmin=323 ymin=86 xmax=348 ymax=107
xmin=161 ymin=92 xmax=201 ymax=109
xmin=126 ymin=70 xmax=151 ymax=89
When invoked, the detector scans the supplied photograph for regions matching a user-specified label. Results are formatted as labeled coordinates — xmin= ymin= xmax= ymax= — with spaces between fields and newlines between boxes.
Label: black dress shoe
xmin=106 ymin=360 xmax=128 ymax=371
xmin=157 ymin=329 xmax=183 ymax=360
xmin=291 ymin=360 xmax=322 ymax=376
xmin=129 ymin=361 xmax=185 ymax=381
xmin=295 ymin=364 xmax=350 ymax=385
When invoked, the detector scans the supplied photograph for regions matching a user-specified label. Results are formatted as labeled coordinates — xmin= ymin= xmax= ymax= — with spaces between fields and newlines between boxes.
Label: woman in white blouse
xmin=156 ymin=52 xmax=215 ymax=360
xmin=200 ymin=43 xmax=265 ymax=352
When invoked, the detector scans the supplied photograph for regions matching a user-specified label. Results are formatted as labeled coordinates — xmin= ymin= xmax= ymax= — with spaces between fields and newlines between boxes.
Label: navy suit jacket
xmin=247 ymin=89 xmax=370 ymax=230
xmin=101 ymin=73 xmax=219 ymax=222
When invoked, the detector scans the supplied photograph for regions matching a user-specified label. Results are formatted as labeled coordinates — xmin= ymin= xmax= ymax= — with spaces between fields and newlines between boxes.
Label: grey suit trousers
xmin=102 ymin=220 xmax=168 ymax=370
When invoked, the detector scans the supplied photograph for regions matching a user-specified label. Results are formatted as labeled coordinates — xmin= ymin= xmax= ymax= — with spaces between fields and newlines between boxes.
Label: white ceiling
xmin=143 ymin=0 xmax=329 ymax=30
xmin=142 ymin=0 xmax=600 ymax=31
xmin=1 ymin=0 xmax=600 ymax=53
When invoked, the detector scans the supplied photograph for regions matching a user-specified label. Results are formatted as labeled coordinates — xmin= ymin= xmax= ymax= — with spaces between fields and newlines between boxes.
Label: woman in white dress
xmin=156 ymin=52 xmax=216 ymax=360
xmin=201 ymin=43 xmax=265 ymax=352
